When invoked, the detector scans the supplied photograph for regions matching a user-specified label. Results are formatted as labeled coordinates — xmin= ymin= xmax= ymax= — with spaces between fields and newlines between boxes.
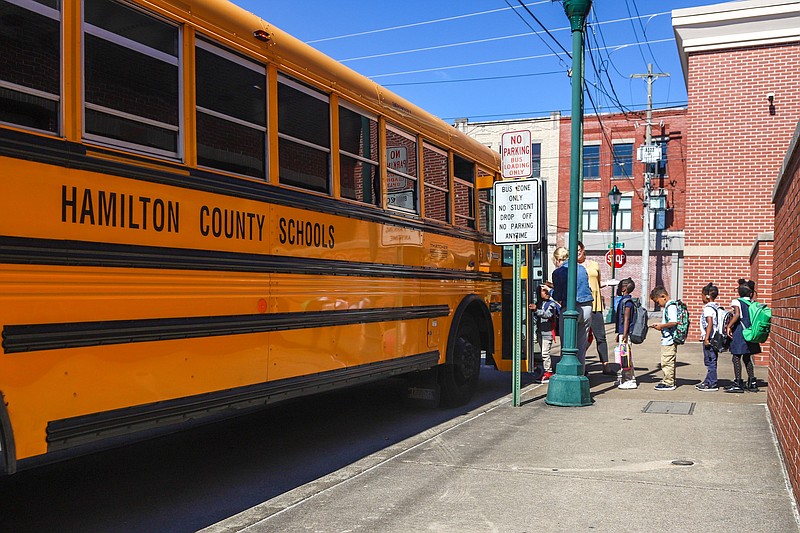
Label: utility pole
xmin=631 ymin=64 xmax=668 ymax=308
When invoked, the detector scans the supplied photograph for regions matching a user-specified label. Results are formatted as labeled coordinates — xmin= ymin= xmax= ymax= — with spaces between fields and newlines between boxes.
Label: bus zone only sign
xmin=493 ymin=178 xmax=542 ymax=245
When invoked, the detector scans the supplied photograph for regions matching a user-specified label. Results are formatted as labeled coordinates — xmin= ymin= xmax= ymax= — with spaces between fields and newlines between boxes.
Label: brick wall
xmin=683 ymin=43 xmax=800 ymax=365
xmin=771 ymin=132 xmax=800 ymax=503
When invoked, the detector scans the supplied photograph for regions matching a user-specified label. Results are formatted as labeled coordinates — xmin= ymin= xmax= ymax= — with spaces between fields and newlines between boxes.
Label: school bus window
xmin=454 ymin=154 xmax=476 ymax=229
xmin=386 ymin=124 xmax=418 ymax=214
xmin=338 ymin=103 xmax=380 ymax=206
xmin=423 ymin=142 xmax=450 ymax=223
xmin=277 ymin=75 xmax=331 ymax=194
xmin=478 ymin=171 xmax=493 ymax=234
xmin=196 ymin=40 xmax=266 ymax=179
xmin=0 ymin=0 xmax=61 ymax=134
xmin=83 ymin=0 xmax=180 ymax=156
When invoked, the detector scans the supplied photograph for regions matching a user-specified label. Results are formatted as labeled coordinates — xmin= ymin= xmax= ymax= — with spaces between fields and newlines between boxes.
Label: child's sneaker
xmin=654 ymin=382 xmax=676 ymax=391
xmin=618 ymin=379 xmax=638 ymax=389
xmin=724 ymin=380 xmax=745 ymax=393
xmin=540 ymin=371 xmax=554 ymax=383
xmin=695 ymin=382 xmax=718 ymax=392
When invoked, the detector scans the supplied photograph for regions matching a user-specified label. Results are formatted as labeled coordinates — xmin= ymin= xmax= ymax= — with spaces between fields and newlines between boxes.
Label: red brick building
xmin=674 ymin=0 xmax=800 ymax=502
xmin=557 ymin=109 xmax=688 ymax=309
xmin=674 ymin=0 xmax=800 ymax=366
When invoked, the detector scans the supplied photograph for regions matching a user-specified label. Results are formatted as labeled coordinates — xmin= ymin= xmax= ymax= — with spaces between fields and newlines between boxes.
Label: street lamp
xmin=608 ymin=185 xmax=622 ymax=280
xmin=545 ymin=0 xmax=592 ymax=408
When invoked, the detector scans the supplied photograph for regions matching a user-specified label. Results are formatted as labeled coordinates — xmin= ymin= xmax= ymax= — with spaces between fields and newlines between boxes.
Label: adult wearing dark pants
xmin=577 ymin=241 xmax=613 ymax=375
xmin=552 ymin=246 xmax=593 ymax=367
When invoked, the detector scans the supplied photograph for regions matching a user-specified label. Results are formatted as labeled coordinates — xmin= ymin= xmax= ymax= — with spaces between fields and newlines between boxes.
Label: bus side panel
xmin=0 ymin=333 xmax=270 ymax=460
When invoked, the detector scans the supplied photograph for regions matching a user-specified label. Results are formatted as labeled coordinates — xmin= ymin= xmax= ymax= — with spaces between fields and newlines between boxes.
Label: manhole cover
xmin=643 ymin=401 xmax=695 ymax=415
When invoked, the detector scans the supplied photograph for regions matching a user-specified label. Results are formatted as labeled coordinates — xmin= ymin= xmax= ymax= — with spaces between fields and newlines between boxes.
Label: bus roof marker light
xmin=253 ymin=30 xmax=271 ymax=43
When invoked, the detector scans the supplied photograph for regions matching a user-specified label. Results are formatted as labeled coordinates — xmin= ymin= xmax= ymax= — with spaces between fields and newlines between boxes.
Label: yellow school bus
xmin=0 ymin=0 xmax=515 ymax=473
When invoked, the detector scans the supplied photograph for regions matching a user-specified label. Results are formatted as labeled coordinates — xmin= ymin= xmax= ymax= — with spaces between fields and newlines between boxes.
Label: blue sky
xmin=231 ymin=0 xmax=715 ymax=123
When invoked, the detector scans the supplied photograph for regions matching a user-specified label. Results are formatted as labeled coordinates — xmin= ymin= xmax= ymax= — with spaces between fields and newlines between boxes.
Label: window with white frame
xmin=0 ymin=0 xmax=61 ymax=134
xmin=196 ymin=40 xmax=266 ymax=179
xmin=583 ymin=197 xmax=599 ymax=231
xmin=278 ymin=75 xmax=331 ymax=194
xmin=612 ymin=142 xmax=633 ymax=179
xmin=616 ymin=194 xmax=632 ymax=230
xmin=650 ymin=189 xmax=667 ymax=230
xmin=83 ymin=0 xmax=180 ymax=157
xmin=583 ymin=144 xmax=600 ymax=179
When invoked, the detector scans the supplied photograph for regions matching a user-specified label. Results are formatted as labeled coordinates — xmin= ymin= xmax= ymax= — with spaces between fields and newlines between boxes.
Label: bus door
xmin=499 ymin=180 xmax=548 ymax=373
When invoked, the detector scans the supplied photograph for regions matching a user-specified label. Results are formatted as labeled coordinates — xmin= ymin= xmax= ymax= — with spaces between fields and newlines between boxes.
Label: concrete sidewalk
xmin=204 ymin=325 xmax=800 ymax=532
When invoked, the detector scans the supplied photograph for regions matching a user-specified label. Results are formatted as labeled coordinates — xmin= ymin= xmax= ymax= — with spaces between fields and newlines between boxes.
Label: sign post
xmin=493 ymin=178 xmax=541 ymax=406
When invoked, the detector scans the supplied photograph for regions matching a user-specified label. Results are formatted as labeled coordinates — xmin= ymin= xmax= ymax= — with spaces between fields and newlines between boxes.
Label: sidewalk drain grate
xmin=643 ymin=401 xmax=695 ymax=415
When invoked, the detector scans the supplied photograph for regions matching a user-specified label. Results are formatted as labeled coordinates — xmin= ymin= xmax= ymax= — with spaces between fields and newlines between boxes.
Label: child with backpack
xmin=649 ymin=286 xmax=680 ymax=391
xmin=724 ymin=279 xmax=761 ymax=393
xmin=530 ymin=283 xmax=559 ymax=383
xmin=614 ymin=278 xmax=638 ymax=389
xmin=697 ymin=282 xmax=723 ymax=391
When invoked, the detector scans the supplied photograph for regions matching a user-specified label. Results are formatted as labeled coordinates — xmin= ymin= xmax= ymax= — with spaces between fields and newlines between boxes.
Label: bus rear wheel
xmin=439 ymin=316 xmax=481 ymax=407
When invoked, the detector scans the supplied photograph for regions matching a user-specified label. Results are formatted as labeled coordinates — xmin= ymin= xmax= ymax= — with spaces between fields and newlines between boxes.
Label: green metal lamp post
xmin=608 ymin=185 xmax=622 ymax=280
xmin=546 ymin=0 xmax=593 ymax=407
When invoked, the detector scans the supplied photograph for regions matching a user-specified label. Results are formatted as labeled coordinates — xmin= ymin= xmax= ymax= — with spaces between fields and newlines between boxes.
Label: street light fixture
xmin=608 ymin=185 xmax=622 ymax=280
xmin=608 ymin=185 xmax=622 ymax=324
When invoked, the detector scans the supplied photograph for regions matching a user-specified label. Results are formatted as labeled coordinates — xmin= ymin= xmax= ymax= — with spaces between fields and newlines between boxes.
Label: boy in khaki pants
xmin=649 ymin=286 xmax=679 ymax=391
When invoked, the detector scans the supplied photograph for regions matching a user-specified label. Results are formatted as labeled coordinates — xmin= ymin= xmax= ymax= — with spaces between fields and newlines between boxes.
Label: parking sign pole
xmin=512 ymin=244 xmax=522 ymax=407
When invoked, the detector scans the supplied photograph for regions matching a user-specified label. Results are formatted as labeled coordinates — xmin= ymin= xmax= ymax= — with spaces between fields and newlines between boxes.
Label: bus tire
xmin=439 ymin=316 xmax=481 ymax=407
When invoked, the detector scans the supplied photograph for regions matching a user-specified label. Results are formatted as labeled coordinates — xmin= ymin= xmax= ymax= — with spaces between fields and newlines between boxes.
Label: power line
xmin=328 ymin=10 xmax=670 ymax=65
xmin=439 ymin=99 xmax=687 ymax=122
xmin=367 ymin=37 xmax=673 ymax=79
xmin=383 ymin=70 xmax=564 ymax=87
xmin=305 ymin=2 xmax=550 ymax=43
xmin=506 ymin=0 xmax=570 ymax=67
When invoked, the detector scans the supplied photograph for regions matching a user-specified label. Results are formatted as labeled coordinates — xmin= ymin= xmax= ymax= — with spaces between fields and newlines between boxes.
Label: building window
xmin=423 ymin=143 xmax=450 ymax=223
xmin=339 ymin=103 xmax=380 ymax=206
xmin=612 ymin=143 xmax=633 ymax=179
xmin=278 ymin=75 xmax=331 ymax=194
xmin=454 ymin=154 xmax=475 ymax=229
xmin=583 ymin=144 xmax=600 ymax=180
xmin=386 ymin=125 xmax=418 ymax=213
xmin=531 ymin=142 xmax=541 ymax=178
xmin=84 ymin=0 xmax=180 ymax=156
xmin=616 ymin=195 xmax=632 ymax=230
xmin=196 ymin=41 xmax=266 ymax=179
xmin=655 ymin=138 xmax=668 ymax=178
xmin=583 ymin=197 xmax=599 ymax=231
xmin=650 ymin=189 xmax=667 ymax=230
xmin=0 ymin=0 xmax=61 ymax=133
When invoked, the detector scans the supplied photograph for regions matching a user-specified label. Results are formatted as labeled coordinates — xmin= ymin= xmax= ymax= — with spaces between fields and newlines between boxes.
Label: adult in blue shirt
xmin=551 ymin=246 xmax=593 ymax=366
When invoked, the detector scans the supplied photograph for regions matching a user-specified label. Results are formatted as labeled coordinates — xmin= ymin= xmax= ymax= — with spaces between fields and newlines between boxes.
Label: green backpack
xmin=667 ymin=300 xmax=690 ymax=345
xmin=740 ymin=299 xmax=771 ymax=343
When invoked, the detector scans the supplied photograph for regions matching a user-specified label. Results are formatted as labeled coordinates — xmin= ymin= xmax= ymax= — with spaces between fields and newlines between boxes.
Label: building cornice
xmin=673 ymin=0 xmax=800 ymax=85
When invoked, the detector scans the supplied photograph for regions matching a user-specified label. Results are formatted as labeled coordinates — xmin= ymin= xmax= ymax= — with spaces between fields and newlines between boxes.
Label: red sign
xmin=605 ymin=248 xmax=627 ymax=268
